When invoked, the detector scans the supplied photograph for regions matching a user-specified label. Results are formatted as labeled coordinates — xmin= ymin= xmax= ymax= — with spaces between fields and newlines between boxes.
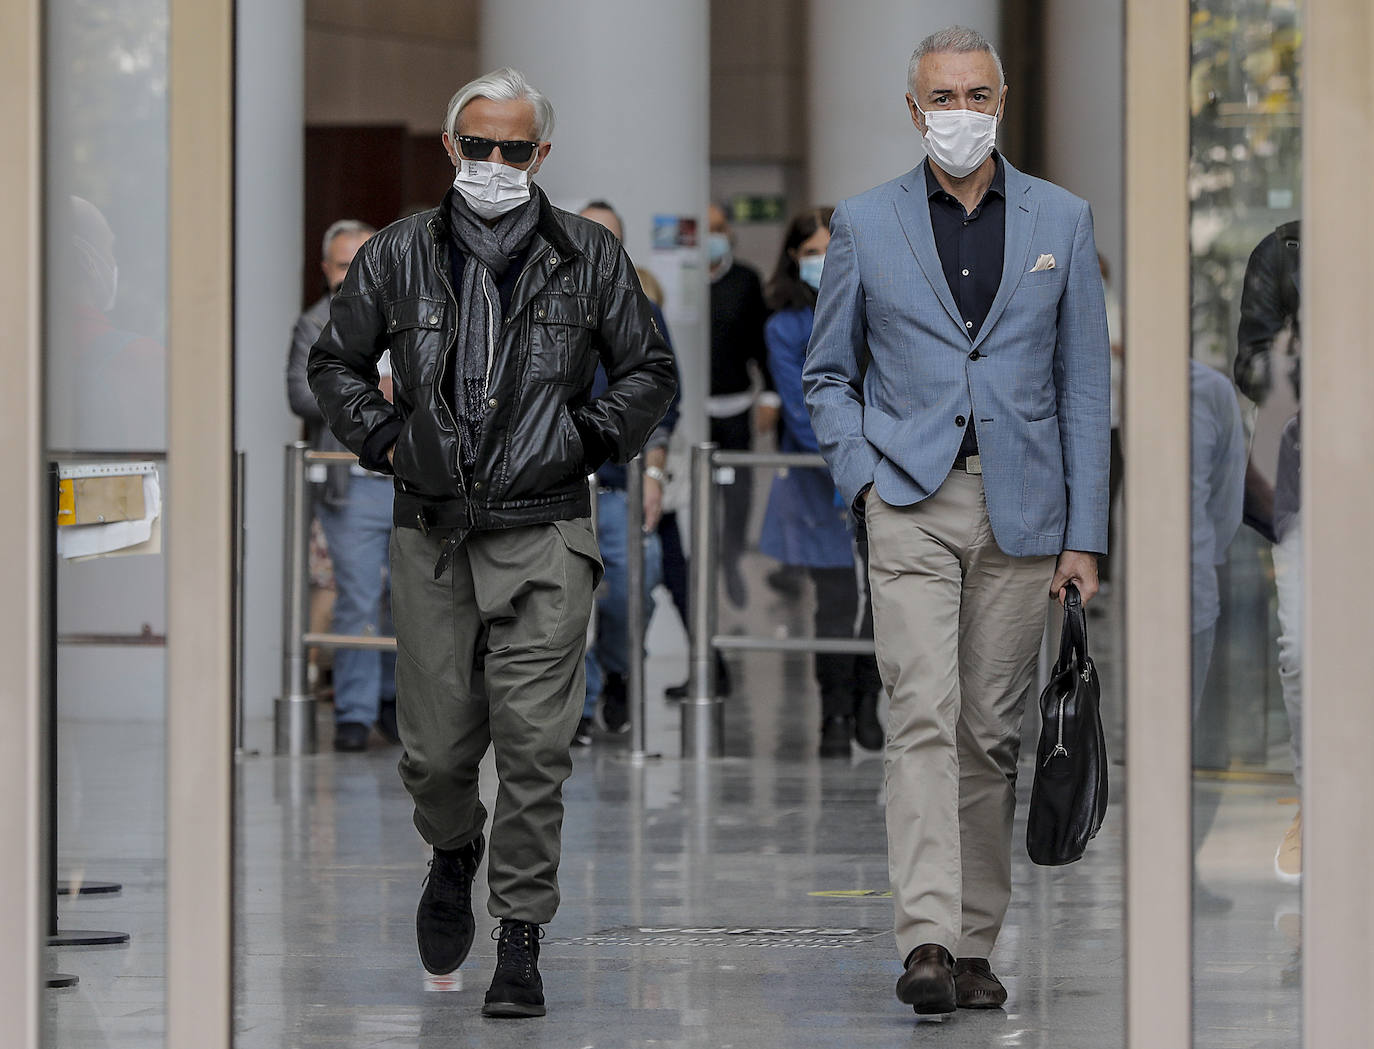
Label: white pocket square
xmin=1030 ymin=253 xmax=1056 ymax=272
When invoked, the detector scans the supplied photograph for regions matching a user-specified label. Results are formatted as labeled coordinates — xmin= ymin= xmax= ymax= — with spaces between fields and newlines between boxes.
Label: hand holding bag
xmin=1026 ymin=583 xmax=1109 ymax=866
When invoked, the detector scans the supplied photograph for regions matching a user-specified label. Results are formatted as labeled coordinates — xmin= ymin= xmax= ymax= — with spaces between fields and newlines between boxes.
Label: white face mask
xmin=915 ymin=99 xmax=1001 ymax=179
xmin=453 ymin=158 xmax=533 ymax=220
xmin=799 ymin=253 xmax=825 ymax=291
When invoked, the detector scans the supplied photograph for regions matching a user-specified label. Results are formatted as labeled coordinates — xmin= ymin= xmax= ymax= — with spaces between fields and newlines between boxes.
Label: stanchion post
xmin=682 ymin=443 xmax=724 ymax=758
xmin=626 ymin=457 xmax=647 ymax=762
xmin=275 ymin=443 xmax=315 ymax=754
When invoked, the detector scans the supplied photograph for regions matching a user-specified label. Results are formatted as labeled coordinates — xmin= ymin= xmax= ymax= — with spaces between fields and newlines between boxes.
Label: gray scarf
xmin=447 ymin=192 xmax=541 ymax=476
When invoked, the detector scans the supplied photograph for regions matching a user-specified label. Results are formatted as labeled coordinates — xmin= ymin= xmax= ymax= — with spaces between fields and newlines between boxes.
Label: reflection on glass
xmin=1190 ymin=1 xmax=1302 ymax=1044
xmin=45 ymin=1 xmax=169 ymax=1045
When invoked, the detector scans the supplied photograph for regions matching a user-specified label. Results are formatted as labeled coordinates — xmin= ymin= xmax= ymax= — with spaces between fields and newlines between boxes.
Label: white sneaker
xmin=1274 ymin=809 xmax=1301 ymax=885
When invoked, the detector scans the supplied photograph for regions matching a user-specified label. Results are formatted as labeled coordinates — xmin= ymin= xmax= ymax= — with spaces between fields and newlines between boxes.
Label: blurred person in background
xmin=1236 ymin=219 xmax=1303 ymax=885
xmin=287 ymin=219 xmax=398 ymax=753
xmin=64 ymin=195 xmax=166 ymax=449
xmin=572 ymin=200 xmax=681 ymax=744
xmin=759 ymin=207 xmax=883 ymax=758
xmin=706 ymin=201 xmax=773 ymax=608
xmin=1099 ymin=253 xmax=1123 ymax=595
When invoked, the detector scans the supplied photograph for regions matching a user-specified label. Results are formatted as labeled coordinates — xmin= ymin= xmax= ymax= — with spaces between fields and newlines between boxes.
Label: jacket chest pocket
xmin=529 ymin=293 xmax=597 ymax=385
xmin=383 ymin=296 xmax=447 ymax=388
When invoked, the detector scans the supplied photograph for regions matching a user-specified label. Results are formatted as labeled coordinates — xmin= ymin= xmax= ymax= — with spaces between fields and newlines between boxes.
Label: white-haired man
xmin=804 ymin=27 xmax=1110 ymax=1014
xmin=308 ymin=68 xmax=676 ymax=1018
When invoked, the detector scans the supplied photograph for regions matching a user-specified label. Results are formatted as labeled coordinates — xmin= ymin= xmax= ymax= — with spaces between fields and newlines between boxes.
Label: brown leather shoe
xmin=895 ymin=943 xmax=956 ymax=1014
xmin=954 ymin=957 xmax=1007 ymax=1008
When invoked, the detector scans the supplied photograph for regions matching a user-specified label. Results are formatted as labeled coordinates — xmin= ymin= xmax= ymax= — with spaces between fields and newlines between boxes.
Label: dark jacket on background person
xmin=709 ymin=261 xmax=771 ymax=397
xmin=1236 ymin=220 xmax=1301 ymax=541
xmin=308 ymin=185 xmax=677 ymax=535
xmin=1236 ymin=220 xmax=1300 ymax=406
xmin=287 ymin=293 xmax=352 ymax=506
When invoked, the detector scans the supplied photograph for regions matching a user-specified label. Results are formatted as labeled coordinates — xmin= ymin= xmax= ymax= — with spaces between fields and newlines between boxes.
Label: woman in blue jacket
xmin=759 ymin=207 xmax=883 ymax=757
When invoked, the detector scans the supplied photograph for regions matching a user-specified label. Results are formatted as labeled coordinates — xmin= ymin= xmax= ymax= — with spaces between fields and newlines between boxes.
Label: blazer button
xmin=969 ymin=350 xmax=981 ymax=361
xmin=955 ymin=415 xmax=966 ymax=427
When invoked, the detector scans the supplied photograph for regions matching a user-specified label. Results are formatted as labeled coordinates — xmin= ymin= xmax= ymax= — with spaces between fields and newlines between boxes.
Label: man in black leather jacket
xmin=308 ymin=67 xmax=675 ymax=1019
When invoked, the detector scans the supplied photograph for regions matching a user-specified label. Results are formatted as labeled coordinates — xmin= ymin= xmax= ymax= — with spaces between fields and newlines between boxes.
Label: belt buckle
xmin=965 ymin=454 xmax=982 ymax=476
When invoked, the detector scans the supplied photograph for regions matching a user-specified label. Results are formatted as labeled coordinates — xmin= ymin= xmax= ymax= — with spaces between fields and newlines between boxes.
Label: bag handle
xmin=1056 ymin=582 xmax=1090 ymax=670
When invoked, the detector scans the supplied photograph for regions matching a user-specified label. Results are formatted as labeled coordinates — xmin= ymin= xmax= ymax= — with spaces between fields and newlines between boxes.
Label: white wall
xmin=236 ymin=0 xmax=305 ymax=723
xmin=1043 ymin=0 xmax=1125 ymax=287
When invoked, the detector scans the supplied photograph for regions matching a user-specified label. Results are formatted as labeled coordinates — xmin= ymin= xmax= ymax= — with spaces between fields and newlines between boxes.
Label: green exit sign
xmin=729 ymin=194 xmax=788 ymax=224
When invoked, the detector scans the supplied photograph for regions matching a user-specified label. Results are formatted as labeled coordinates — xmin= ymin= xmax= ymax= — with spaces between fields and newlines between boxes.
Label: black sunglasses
xmin=456 ymin=135 xmax=540 ymax=164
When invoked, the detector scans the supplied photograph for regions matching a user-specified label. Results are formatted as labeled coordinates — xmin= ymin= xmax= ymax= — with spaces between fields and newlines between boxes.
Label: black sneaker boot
xmin=415 ymin=834 xmax=484 ymax=975
xmin=599 ymin=672 xmax=629 ymax=734
xmin=482 ymin=919 xmax=546 ymax=1018
xmin=819 ymin=716 xmax=853 ymax=758
xmin=854 ymin=692 xmax=884 ymax=751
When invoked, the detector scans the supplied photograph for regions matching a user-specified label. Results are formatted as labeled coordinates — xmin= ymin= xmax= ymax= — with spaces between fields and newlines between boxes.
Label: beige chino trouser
xmin=866 ymin=471 xmax=1056 ymax=961
xmin=389 ymin=519 xmax=601 ymax=925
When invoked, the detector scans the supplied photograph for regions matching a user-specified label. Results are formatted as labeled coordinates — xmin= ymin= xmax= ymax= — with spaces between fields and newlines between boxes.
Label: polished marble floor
xmin=46 ymin=547 xmax=1303 ymax=1048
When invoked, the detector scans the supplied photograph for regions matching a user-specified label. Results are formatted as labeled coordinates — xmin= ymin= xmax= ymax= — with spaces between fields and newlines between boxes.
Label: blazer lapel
xmin=972 ymin=160 xmax=1037 ymax=352
xmin=894 ymin=163 xmax=964 ymax=334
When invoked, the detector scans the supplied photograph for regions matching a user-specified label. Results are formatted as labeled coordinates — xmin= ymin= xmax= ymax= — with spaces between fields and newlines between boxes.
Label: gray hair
xmin=321 ymin=219 xmax=375 ymax=260
xmin=908 ymin=26 xmax=1004 ymax=95
xmin=443 ymin=67 xmax=555 ymax=142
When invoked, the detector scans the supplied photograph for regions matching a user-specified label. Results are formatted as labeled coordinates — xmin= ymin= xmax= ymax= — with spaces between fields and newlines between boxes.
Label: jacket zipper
xmin=432 ymin=232 xmax=469 ymax=504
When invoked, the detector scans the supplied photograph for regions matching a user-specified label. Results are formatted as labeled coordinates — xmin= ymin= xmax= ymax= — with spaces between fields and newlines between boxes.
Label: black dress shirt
xmin=926 ymin=154 xmax=1005 ymax=457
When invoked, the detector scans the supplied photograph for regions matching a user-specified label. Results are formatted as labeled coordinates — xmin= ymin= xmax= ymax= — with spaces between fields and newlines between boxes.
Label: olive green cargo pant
xmin=389 ymin=519 xmax=602 ymax=924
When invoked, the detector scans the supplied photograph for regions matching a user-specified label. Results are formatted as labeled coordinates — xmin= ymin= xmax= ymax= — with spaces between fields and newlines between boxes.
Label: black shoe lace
xmin=492 ymin=920 xmax=543 ymax=980
xmin=423 ymin=849 xmax=473 ymax=915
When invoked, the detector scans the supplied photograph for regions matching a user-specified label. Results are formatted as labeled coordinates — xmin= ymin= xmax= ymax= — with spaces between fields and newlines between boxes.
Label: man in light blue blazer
xmin=803 ymin=26 xmax=1109 ymax=1016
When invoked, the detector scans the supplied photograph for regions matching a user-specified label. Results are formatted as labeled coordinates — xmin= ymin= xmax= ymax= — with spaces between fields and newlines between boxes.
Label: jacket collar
xmin=428 ymin=183 xmax=580 ymax=263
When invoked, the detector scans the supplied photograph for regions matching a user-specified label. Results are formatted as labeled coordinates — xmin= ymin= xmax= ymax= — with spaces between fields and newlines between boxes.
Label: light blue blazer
xmin=802 ymin=158 xmax=1110 ymax=557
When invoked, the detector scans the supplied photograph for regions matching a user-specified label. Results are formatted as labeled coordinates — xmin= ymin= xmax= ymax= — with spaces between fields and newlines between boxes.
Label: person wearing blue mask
xmin=759 ymin=207 xmax=883 ymax=758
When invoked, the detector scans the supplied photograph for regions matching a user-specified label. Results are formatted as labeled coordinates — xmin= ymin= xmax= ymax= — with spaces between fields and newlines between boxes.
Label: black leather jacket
xmin=308 ymin=186 xmax=677 ymax=534
xmin=1236 ymin=220 xmax=1300 ymax=405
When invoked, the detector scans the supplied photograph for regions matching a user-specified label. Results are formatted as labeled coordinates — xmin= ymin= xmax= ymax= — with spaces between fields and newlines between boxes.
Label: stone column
xmin=236 ymin=0 xmax=305 ymax=726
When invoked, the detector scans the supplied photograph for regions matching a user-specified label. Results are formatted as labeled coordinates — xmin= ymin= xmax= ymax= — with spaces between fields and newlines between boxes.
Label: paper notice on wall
xmin=56 ymin=462 xmax=162 ymax=561
xmin=647 ymin=214 xmax=704 ymax=329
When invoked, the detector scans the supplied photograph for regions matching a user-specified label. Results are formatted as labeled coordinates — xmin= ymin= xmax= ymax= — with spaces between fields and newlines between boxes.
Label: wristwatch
xmin=643 ymin=465 xmax=669 ymax=486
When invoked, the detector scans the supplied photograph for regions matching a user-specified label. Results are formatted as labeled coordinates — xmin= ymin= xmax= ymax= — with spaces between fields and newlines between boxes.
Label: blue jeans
xmin=584 ymin=488 xmax=663 ymax=716
xmin=316 ymin=475 xmax=397 ymax=726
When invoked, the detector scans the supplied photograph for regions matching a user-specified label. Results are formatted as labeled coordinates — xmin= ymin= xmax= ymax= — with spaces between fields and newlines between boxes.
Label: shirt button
xmin=965 ymin=320 xmax=974 ymax=329
xmin=962 ymin=269 xmax=970 ymax=276
xmin=969 ymin=350 xmax=981 ymax=361
xmin=955 ymin=415 xmax=966 ymax=427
